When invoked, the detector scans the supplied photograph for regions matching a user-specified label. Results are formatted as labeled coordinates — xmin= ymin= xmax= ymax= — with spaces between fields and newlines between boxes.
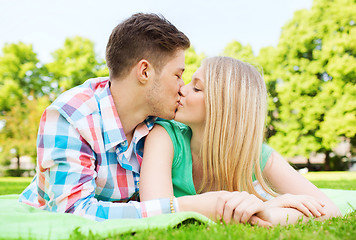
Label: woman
xmin=140 ymin=56 xmax=340 ymax=225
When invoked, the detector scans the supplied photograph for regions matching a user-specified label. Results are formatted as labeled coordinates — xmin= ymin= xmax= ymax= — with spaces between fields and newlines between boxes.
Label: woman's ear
xmin=136 ymin=59 xmax=154 ymax=84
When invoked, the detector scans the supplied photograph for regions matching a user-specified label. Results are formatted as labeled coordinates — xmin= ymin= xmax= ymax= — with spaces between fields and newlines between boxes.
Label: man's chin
xmin=155 ymin=107 xmax=180 ymax=120
xmin=173 ymin=111 xmax=182 ymax=122
xmin=157 ymin=112 xmax=175 ymax=120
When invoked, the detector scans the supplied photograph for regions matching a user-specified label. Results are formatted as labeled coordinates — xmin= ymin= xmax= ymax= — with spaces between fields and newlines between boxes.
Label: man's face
xmin=146 ymin=49 xmax=185 ymax=119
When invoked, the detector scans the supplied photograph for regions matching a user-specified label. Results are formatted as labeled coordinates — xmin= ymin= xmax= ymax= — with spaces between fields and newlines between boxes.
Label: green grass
xmin=0 ymin=177 xmax=32 ymax=195
xmin=1 ymin=172 xmax=355 ymax=195
xmin=1 ymin=172 xmax=355 ymax=239
xmin=106 ymin=212 xmax=356 ymax=240
xmin=303 ymin=171 xmax=356 ymax=190
xmin=303 ymin=171 xmax=356 ymax=181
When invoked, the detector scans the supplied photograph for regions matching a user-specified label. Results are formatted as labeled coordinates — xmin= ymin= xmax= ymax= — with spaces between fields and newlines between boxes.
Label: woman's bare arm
xmin=262 ymin=151 xmax=341 ymax=220
xmin=139 ymin=125 xmax=175 ymax=201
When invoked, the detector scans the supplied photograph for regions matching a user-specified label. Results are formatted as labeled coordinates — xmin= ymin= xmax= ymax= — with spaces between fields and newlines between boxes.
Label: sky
xmin=0 ymin=0 xmax=313 ymax=63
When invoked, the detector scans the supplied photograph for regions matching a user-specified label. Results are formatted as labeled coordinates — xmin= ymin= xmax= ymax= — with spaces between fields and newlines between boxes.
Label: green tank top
xmin=155 ymin=119 xmax=274 ymax=198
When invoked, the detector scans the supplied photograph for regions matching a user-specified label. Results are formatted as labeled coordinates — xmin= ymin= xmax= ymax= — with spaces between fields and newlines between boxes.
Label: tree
xmin=256 ymin=46 xmax=281 ymax=139
xmin=46 ymin=36 xmax=107 ymax=93
xmin=0 ymin=96 xmax=50 ymax=170
xmin=265 ymin=0 xmax=356 ymax=169
xmin=0 ymin=42 xmax=49 ymax=113
xmin=183 ymin=47 xmax=206 ymax=84
xmin=222 ymin=40 xmax=256 ymax=64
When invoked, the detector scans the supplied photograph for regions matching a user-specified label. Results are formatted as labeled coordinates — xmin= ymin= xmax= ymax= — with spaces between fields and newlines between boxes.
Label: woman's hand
xmin=178 ymin=191 xmax=270 ymax=227
xmin=216 ymin=191 xmax=270 ymax=225
xmin=263 ymin=151 xmax=341 ymax=219
xmin=265 ymin=194 xmax=326 ymax=218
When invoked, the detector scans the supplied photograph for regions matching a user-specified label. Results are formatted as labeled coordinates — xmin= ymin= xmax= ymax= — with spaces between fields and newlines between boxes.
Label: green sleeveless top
xmin=155 ymin=119 xmax=274 ymax=198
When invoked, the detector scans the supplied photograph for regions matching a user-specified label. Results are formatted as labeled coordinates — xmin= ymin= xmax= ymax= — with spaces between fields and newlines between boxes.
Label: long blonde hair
xmin=198 ymin=56 xmax=277 ymax=200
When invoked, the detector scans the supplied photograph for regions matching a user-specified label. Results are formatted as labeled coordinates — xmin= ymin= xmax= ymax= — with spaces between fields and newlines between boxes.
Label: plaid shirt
xmin=19 ymin=77 xmax=177 ymax=221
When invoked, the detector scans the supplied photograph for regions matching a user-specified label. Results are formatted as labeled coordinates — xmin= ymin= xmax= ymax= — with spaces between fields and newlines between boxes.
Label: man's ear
xmin=136 ymin=59 xmax=154 ymax=84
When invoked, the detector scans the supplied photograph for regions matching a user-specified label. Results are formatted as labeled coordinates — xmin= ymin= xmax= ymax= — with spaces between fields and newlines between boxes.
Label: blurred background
xmin=0 ymin=0 xmax=355 ymax=177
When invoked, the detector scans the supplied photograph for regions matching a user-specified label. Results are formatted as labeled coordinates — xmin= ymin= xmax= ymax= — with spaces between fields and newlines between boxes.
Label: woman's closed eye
xmin=193 ymin=86 xmax=201 ymax=92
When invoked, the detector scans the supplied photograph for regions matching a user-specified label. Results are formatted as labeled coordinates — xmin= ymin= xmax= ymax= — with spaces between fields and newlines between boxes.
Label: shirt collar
xmin=99 ymin=80 xmax=157 ymax=151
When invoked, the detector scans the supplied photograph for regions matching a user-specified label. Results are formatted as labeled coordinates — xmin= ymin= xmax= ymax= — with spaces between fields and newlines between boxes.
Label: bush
xmin=5 ymin=169 xmax=27 ymax=177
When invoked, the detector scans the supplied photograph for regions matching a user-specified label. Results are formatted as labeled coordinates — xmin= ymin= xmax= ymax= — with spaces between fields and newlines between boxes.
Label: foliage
xmin=222 ymin=40 xmax=256 ymax=64
xmin=0 ymin=96 xmax=50 ymax=166
xmin=0 ymin=42 xmax=49 ymax=113
xmin=46 ymin=36 xmax=107 ymax=92
xmin=263 ymin=0 xmax=356 ymax=163
xmin=183 ymin=47 xmax=205 ymax=84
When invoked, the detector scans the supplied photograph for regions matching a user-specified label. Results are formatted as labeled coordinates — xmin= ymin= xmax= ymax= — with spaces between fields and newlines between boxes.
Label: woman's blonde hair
xmin=198 ymin=56 xmax=277 ymax=200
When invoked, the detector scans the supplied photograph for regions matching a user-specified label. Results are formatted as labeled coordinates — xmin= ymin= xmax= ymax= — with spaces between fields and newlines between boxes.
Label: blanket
xmin=0 ymin=189 xmax=355 ymax=240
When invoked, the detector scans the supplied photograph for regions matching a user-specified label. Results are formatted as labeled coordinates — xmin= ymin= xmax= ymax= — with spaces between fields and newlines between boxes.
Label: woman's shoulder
xmin=154 ymin=119 xmax=192 ymax=169
xmin=262 ymin=143 xmax=274 ymax=156
xmin=155 ymin=119 xmax=191 ymax=135
xmin=260 ymin=143 xmax=275 ymax=171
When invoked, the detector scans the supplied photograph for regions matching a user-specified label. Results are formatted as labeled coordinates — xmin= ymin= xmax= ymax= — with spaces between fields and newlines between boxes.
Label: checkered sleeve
xmin=36 ymin=107 xmax=175 ymax=221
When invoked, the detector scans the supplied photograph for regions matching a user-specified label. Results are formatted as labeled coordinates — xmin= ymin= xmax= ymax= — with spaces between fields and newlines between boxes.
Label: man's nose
xmin=178 ymin=78 xmax=185 ymax=88
xmin=179 ymin=84 xmax=187 ymax=97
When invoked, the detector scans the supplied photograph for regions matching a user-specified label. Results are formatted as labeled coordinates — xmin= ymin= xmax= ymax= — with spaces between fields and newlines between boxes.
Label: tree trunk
xmin=307 ymin=158 xmax=311 ymax=170
xmin=324 ymin=151 xmax=331 ymax=171
xmin=16 ymin=153 xmax=20 ymax=170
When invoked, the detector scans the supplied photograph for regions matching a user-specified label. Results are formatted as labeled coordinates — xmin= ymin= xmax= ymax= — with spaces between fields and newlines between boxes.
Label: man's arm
xmin=35 ymin=108 xmax=174 ymax=221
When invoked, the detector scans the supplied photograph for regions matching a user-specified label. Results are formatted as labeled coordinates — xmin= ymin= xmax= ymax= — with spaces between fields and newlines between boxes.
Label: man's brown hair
xmin=106 ymin=13 xmax=190 ymax=79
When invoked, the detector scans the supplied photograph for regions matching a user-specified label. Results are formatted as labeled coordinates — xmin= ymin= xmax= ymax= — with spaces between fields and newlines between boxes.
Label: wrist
xmin=171 ymin=197 xmax=179 ymax=213
xmin=176 ymin=195 xmax=193 ymax=212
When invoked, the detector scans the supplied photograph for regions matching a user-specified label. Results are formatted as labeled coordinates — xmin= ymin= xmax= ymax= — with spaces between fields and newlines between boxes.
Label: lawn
xmin=1 ymin=171 xmax=355 ymax=195
xmin=303 ymin=171 xmax=356 ymax=190
xmin=0 ymin=177 xmax=32 ymax=195
xmin=0 ymin=172 xmax=355 ymax=240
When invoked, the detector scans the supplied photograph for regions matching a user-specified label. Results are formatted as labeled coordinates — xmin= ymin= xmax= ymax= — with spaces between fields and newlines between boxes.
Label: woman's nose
xmin=179 ymin=84 xmax=187 ymax=97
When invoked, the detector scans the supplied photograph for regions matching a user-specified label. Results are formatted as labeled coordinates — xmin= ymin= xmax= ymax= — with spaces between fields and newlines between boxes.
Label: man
xmin=19 ymin=13 xmax=190 ymax=221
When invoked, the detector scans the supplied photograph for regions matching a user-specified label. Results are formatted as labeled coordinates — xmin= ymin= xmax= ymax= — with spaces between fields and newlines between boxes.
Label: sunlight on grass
xmin=0 ymin=177 xmax=33 ymax=182
xmin=303 ymin=171 xmax=356 ymax=181
xmin=0 ymin=177 xmax=32 ymax=195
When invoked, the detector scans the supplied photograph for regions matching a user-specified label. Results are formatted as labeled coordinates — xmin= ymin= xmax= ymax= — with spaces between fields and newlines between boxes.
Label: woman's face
xmin=174 ymin=67 xmax=206 ymax=127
